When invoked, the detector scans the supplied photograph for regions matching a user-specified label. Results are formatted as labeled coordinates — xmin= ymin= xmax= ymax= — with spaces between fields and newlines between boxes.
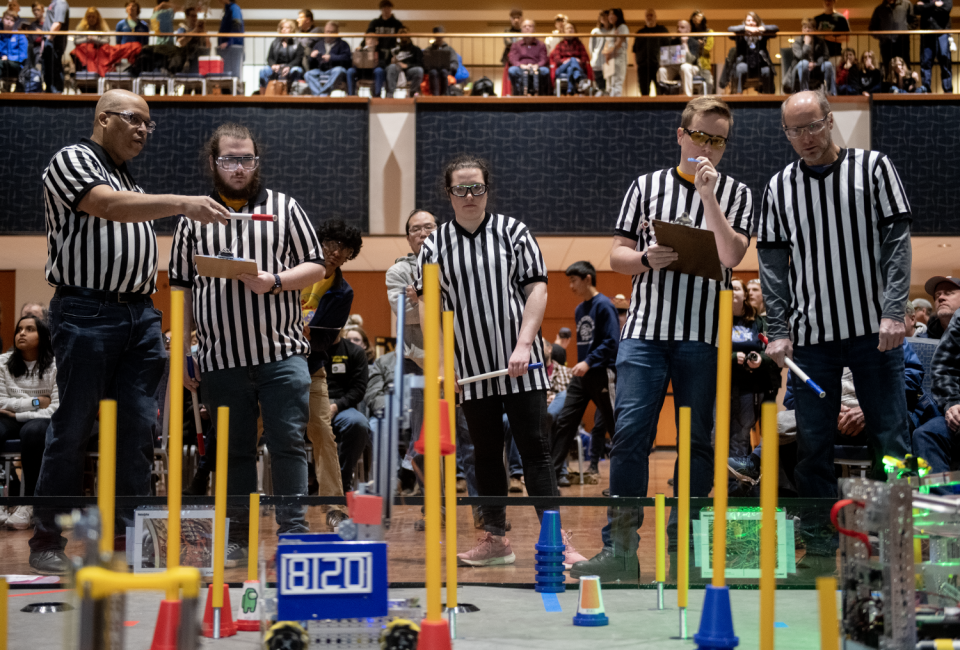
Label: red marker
xmin=230 ymin=213 xmax=276 ymax=222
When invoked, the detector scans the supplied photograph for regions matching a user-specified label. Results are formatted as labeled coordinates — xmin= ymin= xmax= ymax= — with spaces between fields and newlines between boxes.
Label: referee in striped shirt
xmin=171 ymin=123 xmax=326 ymax=562
xmin=572 ymin=96 xmax=754 ymax=582
xmin=416 ymin=154 xmax=564 ymax=568
xmin=29 ymin=90 xmax=229 ymax=575
xmin=758 ymin=89 xmax=912 ymax=567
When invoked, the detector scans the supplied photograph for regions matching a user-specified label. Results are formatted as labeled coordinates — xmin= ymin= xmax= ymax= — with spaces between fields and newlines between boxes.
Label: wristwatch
xmin=641 ymin=251 xmax=650 ymax=269
xmin=270 ymin=274 xmax=283 ymax=295
xmin=32 ymin=398 xmax=41 ymax=410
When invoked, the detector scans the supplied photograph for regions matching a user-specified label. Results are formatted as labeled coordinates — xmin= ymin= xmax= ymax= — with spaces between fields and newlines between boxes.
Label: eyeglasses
xmin=322 ymin=239 xmax=354 ymax=258
xmin=683 ymin=128 xmax=727 ymax=149
xmin=783 ymin=116 xmax=830 ymax=139
xmin=216 ymin=156 xmax=260 ymax=171
xmin=408 ymin=224 xmax=437 ymax=235
xmin=448 ymin=184 xmax=488 ymax=198
xmin=105 ymin=110 xmax=157 ymax=133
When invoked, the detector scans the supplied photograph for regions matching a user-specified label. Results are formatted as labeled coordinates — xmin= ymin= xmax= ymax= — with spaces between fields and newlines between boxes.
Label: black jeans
xmin=41 ymin=43 xmax=64 ymax=93
xmin=0 ymin=415 xmax=49 ymax=496
xmin=460 ymin=390 xmax=558 ymax=536
xmin=551 ymin=368 xmax=616 ymax=477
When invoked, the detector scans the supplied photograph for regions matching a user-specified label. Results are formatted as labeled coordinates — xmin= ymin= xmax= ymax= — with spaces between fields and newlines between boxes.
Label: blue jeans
xmin=30 ymin=293 xmax=166 ymax=553
xmin=735 ymin=62 xmax=773 ymax=94
xmin=555 ymin=58 xmax=584 ymax=92
xmin=921 ymin=33 xmax=953 ymax=92
xmin=602 ymin=338 xmax=717 ymax=556
xmin=332 ymin=407 xmax=372 ymax=494
xmin=912 ymin=416 xmax=960 ymax=494
xmin=304 ymin=66 xmax=345 ymax=96
xmin=508 ymin=65 xmax=549 ymax=95
xmin=202 ymin=355 xmax=310 ymax=535
xmin=346 ymin=66 xmax=384 ymax=96
xmin=259 ymin=65 xmax=304 ymax=89
xmin=795 ymin=60 xmax=836 ymax=95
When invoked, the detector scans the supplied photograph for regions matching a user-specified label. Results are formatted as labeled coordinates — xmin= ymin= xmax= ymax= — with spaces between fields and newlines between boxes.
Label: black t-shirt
xmin=632 ymin=24 xmax=670 ymax=65
xmin=551 ymin=343 xmax=567 ymax=366
xmin=853 ymin=67 xmax=883 ymax=93
xmin=367 ymin=15 xmax=405 ymax=56
xmin=813 ymin=11 xmax=850 ymax=56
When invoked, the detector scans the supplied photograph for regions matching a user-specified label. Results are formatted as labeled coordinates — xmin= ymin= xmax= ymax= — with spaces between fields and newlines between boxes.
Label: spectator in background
xmin=612 ymin=294 xmax=628 ymax=329
xmin=814 ymin=0 xmax=850 ymax=58
xmin=0 ymin=314 xmax=57 ymax=530
xmin=589 ymin=10 xmax=612 ymax=94
xmin=656 ymin=19 xmax=700 ymax=96
xmin=40 ymin=0 xmax=68 ymax=94
xmin=367 ymin=0 xmax=404 ymax=66
xmin=216 ymin=0 xmax=244 ymax=79
xmin=73 ymin=7 xmax=143 ymax=77
xmin=836 ymin=48 xmax=858 ymax=93
xmin=690 ymin=10 xmax=715 ymax=93
xmin=841 ymin=50 xmax=884 ymax=95
xmin=508 ymin=19 xmax=548 ymax=96
xmin=304 ymin=21 xmax=350 ymax=97
xmin=502 ymin=8 xmax=522 ymax=65
xmin=346 ymin=35 xmax=385 ymax=97
xmin=549 ymin=21 xmax=591 ymax=95
xmin=423 ymin=26 xmax=458 ymax=96
xmin=544 ymin=13 xmax=567 ymax=54
xmin=914 ymin=297 xmax=934 ymax=327
xmin=604 ymin=8 xmax=629 ymax=97
xmin=553 ymin=327 xmax=572 ymax=366
xmin=919 ymin=276 xmax=960 ymax=340
xmin=385 ymin=27 xmax=423 ymax=97
xmin=174 ymin=6 xmax=208 ymax=74
xmin=793 ymin=17 xmax=836 ymax=95
xmin=0 ymin=11 xmax=28 ymax=80
xmin=632 ymin=8 xmax=668 ymax=97
xmin=728 ymin=12 xmax=778 ymax=94
xmin=886 ymin=55 xmax=924 ymax=92
xmin=325 ymin=332 xmax=373 ymax=496
xmin=259 ymin=19 xmax=304 ymax=92
xmin=904 ymin=300 xmax=918 ymax=337
xmin=6 ymin=0 xmax=22 ymax=28
xmin=916 ymin=0 xmax=952 ymax=93
xmin=297 ymin=8 xmax=321 ymax=70
xmin=912 ymin=310 xmax=960 ymax=481
xmin=869 ymin=0 xmax=914 ymax=74
xmin=26 ymin=1 xmax=42 ymax=31
xmin=343 ymin=325 xmax=375 ymax=363
xmin=116 ymin=1 xmax=148 ymax=46
xmin=150 ymin=0 xmax=177 ymax=46
xmin=747 ymin=278 xmax=765 ymax=316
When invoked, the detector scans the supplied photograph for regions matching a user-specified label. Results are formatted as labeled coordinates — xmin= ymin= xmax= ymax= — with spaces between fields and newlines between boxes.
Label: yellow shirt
xmin=302 ymin=274 xmax=335 ymax=311
xmin=219 ymin=194 xmax=247 ymax=211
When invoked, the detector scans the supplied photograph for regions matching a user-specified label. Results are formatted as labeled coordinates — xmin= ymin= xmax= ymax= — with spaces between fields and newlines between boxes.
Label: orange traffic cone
xmin=150 ymin=599 xmax=181 ymax=650
xmin=413 ymin=399 xmax=455 ymax=456
xmin=417 ymin=619 xmax=452 ymax=650
xmin=201 ymin=583 xmax=238 ymax=638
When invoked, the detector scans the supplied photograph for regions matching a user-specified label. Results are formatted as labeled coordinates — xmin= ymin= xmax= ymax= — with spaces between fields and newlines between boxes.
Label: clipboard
xmin=651 ymin=219 xmax=724 ymax=282
xmin=195 ymin=255 xmax=258 ymax=280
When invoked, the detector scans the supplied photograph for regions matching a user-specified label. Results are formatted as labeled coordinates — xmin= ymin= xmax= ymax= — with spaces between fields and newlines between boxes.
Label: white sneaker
xmin=6 ymin=506 xmax=33 ymax=530
xmin=0 ymin=506 xmax=9 ymax=526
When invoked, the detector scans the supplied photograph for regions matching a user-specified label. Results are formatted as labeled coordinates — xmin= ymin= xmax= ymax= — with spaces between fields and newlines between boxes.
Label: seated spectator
xmin=727 ymin=12 xmax=778 ymax=94
xmin=544 ymin=13 xmax=568 ymax=54
xmin=920 ymin=276 xmax=960 ymax=340
xmin=886 ymin=56 xmax=925 ymax=93
xmin=116 ymin=1 xmax=149 ymax=47
xmin=549 ymin=21 xmax=591 ymax=95
xmin=326 ymin=332 xmax=374 ymax=495
xmin=6 ymin=0 xmax=22 ymax=28
xmin=73 ymin=7 xmax=143 ymax=77
xmin=385 ymin=26 xmax=423 ymax=97
xmin=839 ymin=50 xmax=884 ymax=95
xmin=914 ymin=297 xmax=933 ymax=333
xmin=20 ymin=302 xmax=46 ymax=322
xmin=508 ymin=19 xmax=549 ymax=96
xmin=346 ymin=35 xmax=385 ymax=97
xmin=911 ymin=313 xmax=960 ymax=483
xmin=0 ymin=314 xmax=58 ymax=530
xmin=174 ymin=6 xmax=209 ymax=74
xmin=296 ymin=8 xmax=321 ymax=70
xmin=656 ymin=19 xmax=700 ymax=96
xmin=423 ymin=26 xmax=458 ymax=97
xmin=260 ymin=19 xmax=304 ymax=92
xmin=835 ymin=48 xmax=858 ymax=94
xmin=0 ymin=11 xmax=28 ymax=81
xmin=690 ymin=10 xmax=715 ymax=93
xmin=792 ymin=17 xmax=836 ymax=95
xmin=304 ymin=20 xmax=350 ymax=97
xmin=904 ymin=300 xmax=919 ymax=337
xmin=343 ymin=325 xmax=375 ymax=364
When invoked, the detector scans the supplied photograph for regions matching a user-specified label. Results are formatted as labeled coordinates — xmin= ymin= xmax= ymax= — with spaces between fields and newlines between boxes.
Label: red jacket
xmin=549 ymin=37 xmax=590 ymax=70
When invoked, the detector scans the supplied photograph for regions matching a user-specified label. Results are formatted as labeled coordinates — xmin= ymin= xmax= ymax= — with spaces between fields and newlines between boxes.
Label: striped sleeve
xmin=725 ymin=181 xmax=753 ymax=237
xmin=414 ymin=231 xmax=438 ymax=296
xmin=44 ymin=147 xmax=109 ymax=211
xmin=871 ymin=154 xmax=912 ymax=224
xmin=286 ymin=197 xmax=324 ymax=266
xmin=168 ymin=216 xmax=195 ymax=288
xmin=756 ymin=180 xmax=788 ymax=248
xmin=614 ymin=178 xmax=643 ymax=241
xmin=513 ymin=224 xmax=548 ymax=287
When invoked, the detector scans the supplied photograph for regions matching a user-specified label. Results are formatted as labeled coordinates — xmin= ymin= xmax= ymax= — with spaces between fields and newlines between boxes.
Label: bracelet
xmin=641 ymin=251 xmax=649 ymax=268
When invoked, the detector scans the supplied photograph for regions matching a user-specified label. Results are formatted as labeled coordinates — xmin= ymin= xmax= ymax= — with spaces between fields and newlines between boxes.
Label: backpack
xmin=471 ymin=76 xmax=495 ymax=96
xmin=19 ymin=66 xmax=41 ymax=93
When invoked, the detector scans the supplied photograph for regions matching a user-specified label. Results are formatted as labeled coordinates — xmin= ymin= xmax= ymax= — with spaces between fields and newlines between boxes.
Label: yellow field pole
xmin=212 ymin=406 xmax=230 ymax=636
xmin=678 ymin=406 xmax=691 ymax=638
xmin=423 ymin=264 xmax=442 ymax=623
xmin=817 ymin=577 xmax=839 ymax=650
xmin=98 ymin=399 xmax=117 ymax=559
xmin=443 ymin=311 xmax=458 ymax=613
xmin=759 ymin=402 xmax=779 ymax=650
xmin=166 ymin=291 xmax=184 ymax=600
xmin=655 ymin=493 xmax=666 ymax=609
xmin=248 ymin=493 xmax=260 ymax=582
xmin=0 ymin=577 xmax=7 ymax=650
xmin=712 ymin=290 xmax=733 ymax=587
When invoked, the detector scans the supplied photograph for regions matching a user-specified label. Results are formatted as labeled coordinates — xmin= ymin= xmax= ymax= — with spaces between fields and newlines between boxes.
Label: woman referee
xmin=416 ymin=155 xmax=583 ymax=568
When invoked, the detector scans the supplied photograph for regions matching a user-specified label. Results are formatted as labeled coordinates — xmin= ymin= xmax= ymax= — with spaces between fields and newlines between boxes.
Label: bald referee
xmin=29 ymin=90 xmax=229 ymax=575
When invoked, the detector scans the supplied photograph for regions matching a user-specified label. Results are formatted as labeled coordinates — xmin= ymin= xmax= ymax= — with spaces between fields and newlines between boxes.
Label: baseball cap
xmin=557 ymin=327 xmax=572 ymax=339
xmin=924 ymin=276 xmax=960 ymax=297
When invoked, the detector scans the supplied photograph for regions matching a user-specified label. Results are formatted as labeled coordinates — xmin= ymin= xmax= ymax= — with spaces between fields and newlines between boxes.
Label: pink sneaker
xmin=457 ymin=532 xmax=516 ymax=567
xmin=562 ymin=529 xmax=587 ymax=568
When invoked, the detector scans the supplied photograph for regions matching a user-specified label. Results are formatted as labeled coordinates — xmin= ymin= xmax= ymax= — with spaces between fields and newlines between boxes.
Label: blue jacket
xmin=0 ymin=33 xmax=29 ymax=63
xmin=307 ymin=267 xmax=354 ymax=375
xmin=311 ymin=38 xmax=351 ymax=72
xmin=116 ymin=19 xmax=149 ymax=46
xmin=574 ymin=293 xmax=620 ymax=369
xmin=218 ymin=2 xmax=244 ymax=47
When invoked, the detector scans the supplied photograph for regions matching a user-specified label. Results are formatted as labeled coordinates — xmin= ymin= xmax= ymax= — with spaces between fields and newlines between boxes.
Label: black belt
xmin=55 ymin=286 xmax=152 ymax=304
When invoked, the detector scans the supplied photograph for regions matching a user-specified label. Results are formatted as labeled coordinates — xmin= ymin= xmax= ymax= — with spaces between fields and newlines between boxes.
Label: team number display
xmin=280 ymin=552 xmax=374 ymax=595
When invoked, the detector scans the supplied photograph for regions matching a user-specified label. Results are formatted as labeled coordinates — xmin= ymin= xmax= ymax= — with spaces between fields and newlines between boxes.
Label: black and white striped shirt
xmin=415 ymin=213 xmax=549 ymax=402
xmin=615 ymin=168 xmax=753 ymax=344
xmin=42 ymin=138 xmax=158 ymax=295
xmin=168 ymin=188 xmax=324 ymax=373
xmin=757 ymin=149 xmax=911 ymax=346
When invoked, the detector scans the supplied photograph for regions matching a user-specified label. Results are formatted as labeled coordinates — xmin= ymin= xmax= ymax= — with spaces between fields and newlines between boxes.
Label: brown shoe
xmin=509 ymin=476 xmax=523 ymax=493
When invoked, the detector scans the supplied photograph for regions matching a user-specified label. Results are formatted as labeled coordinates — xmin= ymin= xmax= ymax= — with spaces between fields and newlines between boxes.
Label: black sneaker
xmin=224 ymin=542 xmax=248 ymax=568
xmin=557 ymin=475 xmax=571 ymax=488
xmin=727 ymin=453 xmax=761 ymax=482
xmin=569 ymin=548 xmax=641 ymax=583
xmin=29 ymin=550 xmax=71 ymax=576
xmin=326 ymin=510 xmax=349 ymax=531
xmin=586 ymin=462 xmax=599 ymax=475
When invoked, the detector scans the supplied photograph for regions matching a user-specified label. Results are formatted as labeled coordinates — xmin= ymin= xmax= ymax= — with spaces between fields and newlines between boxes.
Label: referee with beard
xmin=30 ymin=89 xmax=229 ymax=575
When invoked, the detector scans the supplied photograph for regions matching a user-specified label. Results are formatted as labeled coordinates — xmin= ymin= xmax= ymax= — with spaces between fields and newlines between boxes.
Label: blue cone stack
xmin=535 ymin=510 xmax=566 ymax=593
xmin=694 ymin=585 xmax=739 ymax=649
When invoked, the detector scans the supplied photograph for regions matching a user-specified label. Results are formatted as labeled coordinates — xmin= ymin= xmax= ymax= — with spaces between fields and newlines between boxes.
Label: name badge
xmin=332 ymin=363 xmax=347 ymax=374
